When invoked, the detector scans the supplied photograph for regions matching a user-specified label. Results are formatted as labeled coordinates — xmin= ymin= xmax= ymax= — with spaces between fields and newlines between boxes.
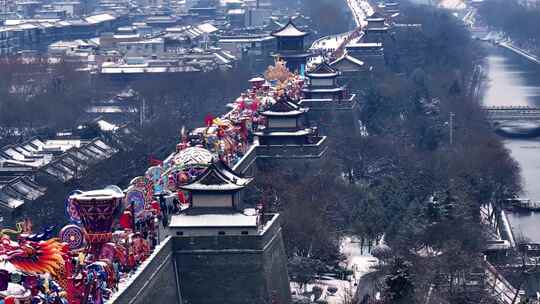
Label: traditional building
xmin=383 ymin=1 xmax=400 ymax=18
xmin=346 ymin=42 xmax=385 ymax=69
xmin=254 ymin=97 xmax=327 ymax=158
xmin=169 ymin=159 xmax=292 ymax=304
xmin=364 ymin=12 xmax=389 ymax=44
xmin=174 ymin=160 xmax=253 ymax=235
xmin=302 ymin=62 xmax=345 ymax=100
xmin=299 ymin=62 xmax=360 ymax=132
xmin=330 ymin=53 xmax=365 ymax=75
xmin=270 ymin=19 xmax=310 ymax=72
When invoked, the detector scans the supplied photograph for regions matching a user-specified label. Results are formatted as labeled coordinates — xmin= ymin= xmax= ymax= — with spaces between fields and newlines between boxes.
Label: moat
xmin=483 ymin=44 xmax=540 ymax=243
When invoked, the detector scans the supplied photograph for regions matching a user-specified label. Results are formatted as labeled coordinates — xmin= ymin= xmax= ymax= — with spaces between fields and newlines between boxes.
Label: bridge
xmin=482 ymin=106 xmax=540 ymax=121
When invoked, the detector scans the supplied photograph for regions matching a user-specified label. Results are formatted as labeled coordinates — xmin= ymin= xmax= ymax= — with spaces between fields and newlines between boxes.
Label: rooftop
xmin=306 ymin=62 xmax=339 ymax=78
xmin=271 ymin=19 xmax=308 ymax=38
xmin=330 ymin=53 xmax=365 ymax=67
xmin=260 ymin=98 xmax=308 ymax=116
xmin=180 ymin=160 xmax=253 ymax=192
xmin=169 ymin=209 xmax=257 ymax=228
xmin=84 ymin=13 xmax=116 ymax=24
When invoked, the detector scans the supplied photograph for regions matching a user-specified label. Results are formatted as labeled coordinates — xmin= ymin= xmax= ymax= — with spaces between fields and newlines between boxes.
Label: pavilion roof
xmin=271 ymin=19 xmax=308 ymax=38
xmin=330 ymin=53 xmax=365 ymax=67
xmin=367 ymin=12 xmax=386 ymax=21
xmin=180 ymin=160 xmax=252 ymax=191
xmin=306 ymin=61 xmax=339 ymax=78
xmin=260 ymin=97 xmax=308 ymax=116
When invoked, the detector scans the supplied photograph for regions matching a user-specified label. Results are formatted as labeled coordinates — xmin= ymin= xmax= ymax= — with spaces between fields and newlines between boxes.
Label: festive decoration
xmin=69 ymin=189 xmax=123 ymax=256
xmin=0 ymin=70 xmax=312 ymax=304
xmin=264 ymin=58 xmax=292 ymax=84
xmin=65 ymin=190 xmax=83 ymax=224
xmin=60 ymin=225 xmax=85 ymax=250
xmin=0 ymin=237 xmax=65 ymax=276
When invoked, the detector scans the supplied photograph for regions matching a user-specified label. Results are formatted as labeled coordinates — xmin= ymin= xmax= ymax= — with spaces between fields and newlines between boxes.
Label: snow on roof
xmin=4 ymin=18 xmax=60 ymax=26
xmin=85 ymin=13 xmax=115 ymax=24
xmin=367 ymin=12 xmax=385 ymax=20
xmin=43 ymin=139 xmax=82 ymax=151
xmin=271 ymin=20 xmax=308 ymax=37
xmin=227 ymin=8 xmax=245 ymax=15
xmin=97 ymin=120 xmax=119 ymax=131
xmin=214 ymin=52 xmax=232 ymax=64
xmin=249 ymin=77 xmax=265 ymax=82
xmin=181 ymin=161 xmax=252 ymax=192
xmin=306 ymin=62 xmax=339 ymax=77
xmin=219 ymin=36 xmax=274 ymax=43
xmin=169 ymin=212 xmax=257 ymax=228
xmin=0 ymin=159 xmax=40 ymax=168
xmin=347 ymin=42 xmax=383 ymax=48
xmin=261 ymin=109 xmax=306 ymax=116
xmin=331 ymin=54 xmax=365 ymax=67
xmin=113 ymin=33 xmax=140 ymax=39
xmin=0 ymin=195 xmax=24 ymax=209
xmin=302 ymin=86 xmax=345 ymax=93
xmin=256 ymin=129 xmax=311 ymax=137
xmin=16 ymin=23 xmax=38 ymax=30
xmin=56 ymin=20 xmax=72 ymax=27
xmin=197 ymin=22 xmax=218 ymax=33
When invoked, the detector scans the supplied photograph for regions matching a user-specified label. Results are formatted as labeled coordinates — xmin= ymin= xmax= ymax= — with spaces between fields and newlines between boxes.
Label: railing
xmin=231 ymin=144 xmax=258 ymax=175
xmin=256 ymin=136 xmax=328 ymax=159
xmin=110 ymin=236 xmax=178 ymax=304
xmin=484 ymin=260 xmax=522 ymax=304
xmin=300 ymin=94 xmax=357 ymax=111
xmin=483 ymin=106 xmax=540 ymax=111
xmin=483 ymin=106 xmax=540 ymax=121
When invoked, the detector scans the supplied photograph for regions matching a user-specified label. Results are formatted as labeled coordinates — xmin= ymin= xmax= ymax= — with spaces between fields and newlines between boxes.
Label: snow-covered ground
xmin=309 ymin=0 xmax=374 ymax=65
xmin=347 ymin=0 xmax=374 ymax=27
xmin=439 ymin=0 xmax=466 ymax=10
xmin=291 ymin=236 xmax=378 ymax=304
xmin=310 ymin=32 xmax=353 ymax=52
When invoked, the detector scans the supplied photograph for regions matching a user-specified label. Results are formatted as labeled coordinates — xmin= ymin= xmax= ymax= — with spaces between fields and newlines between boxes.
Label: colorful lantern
xmin=69 ymin=188 xmax=124 ymax=256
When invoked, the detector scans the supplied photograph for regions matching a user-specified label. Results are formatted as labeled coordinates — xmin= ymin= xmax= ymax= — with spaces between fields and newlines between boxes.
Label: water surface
xmin=482 ymin=44 xmax=540 ymax=242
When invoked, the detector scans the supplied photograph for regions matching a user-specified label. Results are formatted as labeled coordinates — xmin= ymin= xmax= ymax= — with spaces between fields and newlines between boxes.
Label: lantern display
xmin=69 ymin=188 xmax=124 ymax=256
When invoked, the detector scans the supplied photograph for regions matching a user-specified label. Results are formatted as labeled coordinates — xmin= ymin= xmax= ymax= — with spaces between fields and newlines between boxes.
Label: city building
xmin=254 ymin=96 xmax=327 ymax=159
xmin=218 ymin=34 xmax=275 ymax=59
xmin=364 ymin=12 xmax=389 ymax=44
xmin=346 ymin=42 xmax=385 ymax=69
xmin=302 ymin=62 xmax=345 ymax=100
xmin=330 ymin=53 xmax=365 ymax=75
xmin=271 ymin=19 xmax=310 ymax=72
xmin=168 ymin=157 xmax=292 ymax=304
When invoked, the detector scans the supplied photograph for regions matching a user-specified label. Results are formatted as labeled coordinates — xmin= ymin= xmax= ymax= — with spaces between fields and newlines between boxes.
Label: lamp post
xmin=449 ymin=112 xmax=455 ymax=146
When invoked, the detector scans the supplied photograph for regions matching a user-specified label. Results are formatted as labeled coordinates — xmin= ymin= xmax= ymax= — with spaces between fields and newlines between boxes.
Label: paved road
xmin=355 ymin=271 xmax=380 ymax=304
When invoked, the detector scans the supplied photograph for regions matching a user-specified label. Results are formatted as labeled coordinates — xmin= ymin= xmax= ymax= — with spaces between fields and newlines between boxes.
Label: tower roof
xmin=271 ymin=19 xmax=308 ymax=38
xmin=180 ymin=160 xmax=252 ymax=192
xmin=367 ymin=12 xmax=386 ymax=21
xmin=260 ymin=97 xmax=308 ymax=117
xmin=306 ymin=62 xmax=339 ymax=78
xmin=330 ymin=53 xmax=365 ymax=68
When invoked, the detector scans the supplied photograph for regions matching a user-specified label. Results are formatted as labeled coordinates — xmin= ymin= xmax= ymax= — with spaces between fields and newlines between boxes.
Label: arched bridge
xmin=482 ymin=106 xmax=540 ymax=121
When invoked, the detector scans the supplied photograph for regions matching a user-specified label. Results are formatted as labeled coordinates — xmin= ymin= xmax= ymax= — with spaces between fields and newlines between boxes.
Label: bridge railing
xmin=482 ymin=106 xmax=540 ymax=110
